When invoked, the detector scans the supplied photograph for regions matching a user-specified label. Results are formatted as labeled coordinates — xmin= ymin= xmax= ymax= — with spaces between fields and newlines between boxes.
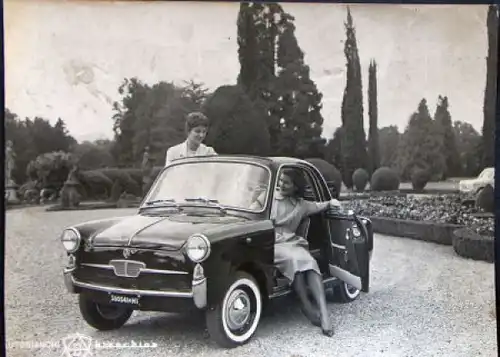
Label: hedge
xmin=452 ymin=228 xmax=494 ymax=263
xmin=367 ymin=216 xmax=462 ymax=245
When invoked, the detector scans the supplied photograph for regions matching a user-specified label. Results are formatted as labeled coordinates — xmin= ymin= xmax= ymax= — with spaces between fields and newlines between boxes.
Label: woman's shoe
xmin=321 ymin=327 xmax=334 ymax=337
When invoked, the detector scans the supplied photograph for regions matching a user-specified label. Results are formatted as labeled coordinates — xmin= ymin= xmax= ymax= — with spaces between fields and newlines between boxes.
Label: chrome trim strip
xmin=70 ymin=276 xmax=193 ymax=298
xmin=331 ymin=242 xmax=346 ymax=249
xmin=81 ymin=263 xmax=189 ymax=275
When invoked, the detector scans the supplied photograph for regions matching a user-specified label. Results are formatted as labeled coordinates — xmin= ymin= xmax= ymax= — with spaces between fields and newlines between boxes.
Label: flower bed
xmin=343 ymin=194 xmax=494 ymax=237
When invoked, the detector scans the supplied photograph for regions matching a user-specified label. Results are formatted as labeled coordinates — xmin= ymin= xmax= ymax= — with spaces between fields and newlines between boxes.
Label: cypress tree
xmin=434 ymin=95 xmax=460 ymax=178
xmin=340 ymin=8 xmax=367 ymax=188
xmin=367 ymin=59 xmax=380 ymax=174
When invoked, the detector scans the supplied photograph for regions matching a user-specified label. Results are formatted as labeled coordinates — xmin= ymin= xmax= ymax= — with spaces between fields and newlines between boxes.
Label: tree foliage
xmin=433 ymin=95 xmax=460 ymax=178
xmin=453 ymin=121 xmax=483 ymax=177
xmin=378 ymin=126 xmax=400 ymax=168
xmin=367 ymin=60 xmax=380 ymax=174
xmin=26 ymin=151 xmax=76 ymax=191
xmin=4 ymin=108 xmax=77 ymax=184
xmin=72 ymin=139 xmax=115 ymax=170
xmin=111 ymin=78 xmax=210 ymax=167
xmin=236 ymin=2 xmax=325 ymax=157
xmin=340 ymin=8 xmax=368 ymax=187
xmin=482 ymin=5 xmax=498 ymax=168
xmin=203 ymin=85 xmax=271 ymax=155
xmin=396 ymin=99 xmax=445 ymax=181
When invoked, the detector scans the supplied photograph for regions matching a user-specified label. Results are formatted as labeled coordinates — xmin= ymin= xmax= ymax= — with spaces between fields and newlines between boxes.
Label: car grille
xmin=109 ymin=260 xmax=145 ymax=278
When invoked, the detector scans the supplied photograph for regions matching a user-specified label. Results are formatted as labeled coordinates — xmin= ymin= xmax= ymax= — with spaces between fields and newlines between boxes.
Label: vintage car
xmin=61 ymin=156 xmax=373 ymax=348
xmin=459 ymin=167 xmax=495 ymax=194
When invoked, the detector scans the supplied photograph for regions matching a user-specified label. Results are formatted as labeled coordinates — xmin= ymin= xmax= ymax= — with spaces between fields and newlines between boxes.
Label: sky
xmin=4 ymin=1 xmax=489 ymax=143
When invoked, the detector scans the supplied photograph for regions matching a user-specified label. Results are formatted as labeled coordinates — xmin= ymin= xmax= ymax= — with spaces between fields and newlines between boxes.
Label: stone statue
xmin=5 ymin=140 xmax=15 ymax=185
xmin=4 ymin=140 xmax=19 ymax=203
xmin=61 ymin=164 xmax=81 ymax=208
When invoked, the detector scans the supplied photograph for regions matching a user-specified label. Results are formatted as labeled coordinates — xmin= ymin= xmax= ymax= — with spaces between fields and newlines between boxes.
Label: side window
xmin=302 ymin=169 xmax=321 ymax=202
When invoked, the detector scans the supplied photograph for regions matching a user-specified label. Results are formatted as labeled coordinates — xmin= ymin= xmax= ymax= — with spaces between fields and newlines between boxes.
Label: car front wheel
xmin=79 ymin=294 xmax=133 ymax=330
xmin=205 ymin=271 xmax=262 ymax=348
xmin=335 ymin=282 xmax=361 ymax=303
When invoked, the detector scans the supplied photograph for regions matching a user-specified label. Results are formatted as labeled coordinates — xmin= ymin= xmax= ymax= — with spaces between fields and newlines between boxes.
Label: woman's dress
xmin=272 ymin=194 xmax=329 ymax=282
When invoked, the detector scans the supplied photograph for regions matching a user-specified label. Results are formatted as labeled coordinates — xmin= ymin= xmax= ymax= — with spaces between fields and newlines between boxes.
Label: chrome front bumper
xmin=63 ymin=263 xmax=208 ymax=309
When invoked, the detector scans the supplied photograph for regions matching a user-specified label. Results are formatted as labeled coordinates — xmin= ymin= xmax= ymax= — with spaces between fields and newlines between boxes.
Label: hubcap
xmin=345 ymin=283 xmax=360 ymax=298
xmin=225 ymin=289 xmax=251 ymax=331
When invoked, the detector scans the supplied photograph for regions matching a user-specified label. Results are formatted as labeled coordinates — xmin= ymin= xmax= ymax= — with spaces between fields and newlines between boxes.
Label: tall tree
xmin=325 ymin=127 xmax=344 ymax=170
xmin=367 ymin=59 xmax=380 ymax=174
xmin=203 ymin=85 xmax=271 ymax=156
xmin=111 ymin=78 xmax=209 ymax=167
xmin=5 ymin=109 xmax=76 ymax=184
xmin=433 ymin=95 xmax=460 ymax=178
xmin=274 ymin=11 xmax=325 ymax=157
xmin=378 ymin=126 xmax=400 ymax=168
xmin=481 ymin=4 xmax=498 ymax=168
xmin=453 ymin=121 xmax=483 ymax=177
xmin=236 ymin=2 xmax=283 ymax=149
xmin=396 ymin=99 xmax=445 ymax=180
xmin=340 ymin=8 xmax=367 ymax=188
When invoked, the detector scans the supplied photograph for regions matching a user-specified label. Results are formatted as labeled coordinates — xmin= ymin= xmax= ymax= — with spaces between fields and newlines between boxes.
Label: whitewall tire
xmin=206 ymin=271 xmax=262 ymax=348
xmin=337 ymin=282 xmax=360 ymax=303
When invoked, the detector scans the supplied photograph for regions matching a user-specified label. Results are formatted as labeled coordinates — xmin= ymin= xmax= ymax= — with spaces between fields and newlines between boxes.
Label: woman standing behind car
xmin=164 ymin=112 xmax=217 ymax=166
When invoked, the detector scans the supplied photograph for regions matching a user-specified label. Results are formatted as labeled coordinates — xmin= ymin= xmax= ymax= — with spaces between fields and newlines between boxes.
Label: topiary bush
xmin=305 ymin=158 xmax=342 ymax=198
xmin=475 ymin=184 xmax=494 ymax=213
xmin=78 ymin=170 xmax=113 ymax=199
xmin=411 ymin=167 xmax=431 ymax=192
xmin=370 ymin=167 xmax=400 ymax=192
xmin=352 ymin=168 xmax=369 ymax=192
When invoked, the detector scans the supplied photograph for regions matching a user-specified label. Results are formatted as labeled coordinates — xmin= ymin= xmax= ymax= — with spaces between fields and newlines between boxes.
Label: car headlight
xmin=185 ymin=234 xmax=211 ymax=263
xmin=61 ymin=228 xmax=81 ymax=253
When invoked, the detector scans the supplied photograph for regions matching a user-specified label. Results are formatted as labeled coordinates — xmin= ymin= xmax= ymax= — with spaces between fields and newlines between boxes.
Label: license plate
xmin=109 ymin=293 xmax=140 ymax=306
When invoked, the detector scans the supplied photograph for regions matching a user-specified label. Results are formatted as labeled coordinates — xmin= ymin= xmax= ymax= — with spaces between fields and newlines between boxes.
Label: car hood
xmin=90 ymin=213 xmax=270 ymax=250
xmin=460 ymin=179 xmax=476 ymax=185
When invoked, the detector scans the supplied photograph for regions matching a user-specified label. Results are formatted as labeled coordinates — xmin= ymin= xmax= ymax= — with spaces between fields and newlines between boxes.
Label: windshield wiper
xmin=141 ymin=199 xmax=182 ymax=211
xmin=183 ymin=197 xmax=227 ymax=215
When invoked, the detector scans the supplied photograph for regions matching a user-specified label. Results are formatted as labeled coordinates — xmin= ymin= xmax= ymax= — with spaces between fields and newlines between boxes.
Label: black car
xmin=61 ymin=156 xmax=373 ymax=348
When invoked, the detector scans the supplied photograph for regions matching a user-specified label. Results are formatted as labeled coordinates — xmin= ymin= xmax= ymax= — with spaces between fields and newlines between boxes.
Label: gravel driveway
xmin=5 ymin=207 xmax=497 ymax=357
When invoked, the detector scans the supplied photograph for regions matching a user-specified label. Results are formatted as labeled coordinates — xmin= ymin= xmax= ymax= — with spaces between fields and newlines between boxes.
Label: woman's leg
xmin=306 ymin=270 xmax=334 ymax=337
xmin=293 ymin=272 xmax=320 ymax=326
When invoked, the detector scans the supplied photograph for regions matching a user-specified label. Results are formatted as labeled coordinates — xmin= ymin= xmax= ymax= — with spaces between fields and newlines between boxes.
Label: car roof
xmin=175 ymin=155 xmax=311 ymax=168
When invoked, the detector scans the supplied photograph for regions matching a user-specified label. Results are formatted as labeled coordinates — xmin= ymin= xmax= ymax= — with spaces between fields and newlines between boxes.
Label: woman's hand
xmin=329 ymin=199 xmax=341 ymax=209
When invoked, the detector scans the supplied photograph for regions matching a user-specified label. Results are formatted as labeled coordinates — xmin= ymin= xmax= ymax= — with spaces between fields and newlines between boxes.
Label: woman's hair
xmin=281 ymin=168 xmax=307 ymax=198
xmin=185 ymin=112 xmax=209 ymax=134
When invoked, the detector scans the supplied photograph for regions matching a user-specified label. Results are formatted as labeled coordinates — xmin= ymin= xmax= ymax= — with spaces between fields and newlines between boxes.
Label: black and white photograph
xmin=4 ymin=1 xmax=498 ymax=356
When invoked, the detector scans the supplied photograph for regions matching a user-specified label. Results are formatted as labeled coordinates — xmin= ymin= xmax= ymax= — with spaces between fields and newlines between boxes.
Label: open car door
xmin=324 ymin=208 xmax=370 ymax=292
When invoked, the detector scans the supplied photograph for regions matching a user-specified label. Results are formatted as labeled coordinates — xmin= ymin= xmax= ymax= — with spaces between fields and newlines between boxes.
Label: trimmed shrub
xmin=79 ymin=170 xmax=113 ymax=199
xmin=475 ymin=184 xmax=494 ymax=213
xmin=305 ymin=158 xmax=342 ymax=198
xmin=452 ymin=228 xmax=494 ymax=263
xmin=411 ymin=167 xmax=431 ymax=192
xmin=94 ymin=168 xmax=140 ymax=196
xmin=352 ymin=168 xmax=369 ymax=192
xmin=370 ymin=167 xmax=400 ymax=191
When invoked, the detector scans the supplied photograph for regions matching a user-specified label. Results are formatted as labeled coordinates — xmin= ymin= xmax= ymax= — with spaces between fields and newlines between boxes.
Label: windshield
xmin=479 ymin=168 xmax=494 ymax=179
xmin=142 ymin=161 xmax=271 ymax=212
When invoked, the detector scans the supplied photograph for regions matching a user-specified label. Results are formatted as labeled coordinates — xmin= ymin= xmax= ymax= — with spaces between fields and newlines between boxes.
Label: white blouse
xmin=164 ymin=141 xmax=217 ymax=166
